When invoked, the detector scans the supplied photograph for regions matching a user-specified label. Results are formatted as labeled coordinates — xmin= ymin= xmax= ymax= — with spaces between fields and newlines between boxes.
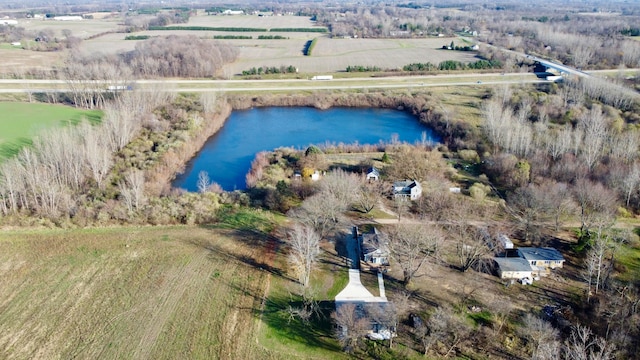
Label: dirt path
xmin=132 ymin=250 xmax=208 ymax=360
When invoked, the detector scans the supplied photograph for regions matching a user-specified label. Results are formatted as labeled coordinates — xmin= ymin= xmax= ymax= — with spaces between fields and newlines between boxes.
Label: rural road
xmin=0 ymin=72 xmax=548 ymax=94
xmin=2 ymin=68 xmax=636 ymax=94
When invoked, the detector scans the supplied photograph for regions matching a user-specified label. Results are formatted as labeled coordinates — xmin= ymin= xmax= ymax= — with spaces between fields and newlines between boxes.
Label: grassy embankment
xmin=0 ymin=102 xmax=102 ymax=161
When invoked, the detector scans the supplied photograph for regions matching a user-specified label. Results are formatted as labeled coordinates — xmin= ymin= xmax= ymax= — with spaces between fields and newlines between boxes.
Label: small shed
xmin=494 ymin=257 xmax=533 ymax=280
xmin=498 ymin=234 xmax=514 ymax=249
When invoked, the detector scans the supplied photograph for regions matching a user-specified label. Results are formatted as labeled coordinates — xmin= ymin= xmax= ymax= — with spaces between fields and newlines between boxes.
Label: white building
xmin=494 ymin=257 xmax=533 ymax=280
xmin=392 ymin=180 xmax=422 ymax=200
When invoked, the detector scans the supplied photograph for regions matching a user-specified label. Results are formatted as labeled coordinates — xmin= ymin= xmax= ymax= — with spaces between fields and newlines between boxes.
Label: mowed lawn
xmin=0 ymin=102 xmax=102 ymax=160
xmin=0 ymin=226 xmax=281 ymax=359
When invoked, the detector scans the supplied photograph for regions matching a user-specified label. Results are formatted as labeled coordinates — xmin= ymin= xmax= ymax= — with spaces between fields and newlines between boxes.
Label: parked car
xmin=519 ymin=277 xmax=533 ymax=285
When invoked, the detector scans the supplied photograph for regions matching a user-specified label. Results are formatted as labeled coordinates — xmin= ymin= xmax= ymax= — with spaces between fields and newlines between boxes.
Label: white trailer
xmin=311 ymin=75 xmax=333 ymax=80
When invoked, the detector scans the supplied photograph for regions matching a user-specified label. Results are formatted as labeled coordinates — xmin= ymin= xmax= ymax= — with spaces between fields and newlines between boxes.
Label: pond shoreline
xmin=172 ymin=104 xmax=439 ymax=191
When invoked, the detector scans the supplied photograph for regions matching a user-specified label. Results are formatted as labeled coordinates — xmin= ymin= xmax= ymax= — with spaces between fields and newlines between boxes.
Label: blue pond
xmin=172 ymin=107 xmax=439 ymax=191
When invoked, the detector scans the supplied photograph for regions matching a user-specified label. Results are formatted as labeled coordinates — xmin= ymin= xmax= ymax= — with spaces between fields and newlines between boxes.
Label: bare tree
xmin=454 ymin=226 xmax=492 ymax=272
xmin=489 ymin=296 xmax=513 ymax=335
xmin=519 ymin=314 xmax=560 ymax=360
xmin=384 ymin=223 xmax=443 ymax=286
xmin=573 ymin=44 xmax=595 ymax=69
xmin=583 ymin=225 xmax=614 ymax=297
xmin=416 ymin=306 xmax=470 ymax=357
xmin=320 ymin=169 xmax=360 ymax=207
xmin=540 ymin=180 xmax=576 ymax=232
xmin=564 ymin=324 xmax=616 ymax=360
xmin=545 ymin=125 xmax=573 ymax=161
xmin=507 ymin=185 xmax=552 ymax=244
xmin=287 ymin=223 xmax=321 ymax=288
xmin=197 ymin=171 xmax=211 ymax=194
xmin=333 ymin=303 xmax=370 ymax=352
xmin=384 ymin=146 xmax=445 ymax=182
xmin=118 ymin=169 xmax=146 ymax=212
xmin=80 ymin=121 xmax=112 ymax=189
xmin=354 ymin=180 xmax=382 ymax=214
xmin=573 ymin=179 xmax=617 ymax=237
xmin=609 ymin=161 xmax=640 ymax=208
xmin=290 ymin=193 xmax=344 ymax=238
xmin=577 ymin=106 xmax=608 ymax=170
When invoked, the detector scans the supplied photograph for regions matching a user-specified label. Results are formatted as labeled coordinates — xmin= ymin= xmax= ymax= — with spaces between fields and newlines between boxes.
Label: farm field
xmin=0 ymin=47 xmax=65 ymax=74
xmin=188 ymin=13 xmax=319 ymax=29
xmin=224 ymin=36 xmax=478 ymax=75
xmin=18 ymin=17 xmax=121 ymax=39
xmin=60 ymin=15 xmax=477 ymax=78
xmin=0 ymin=102 xmax=102 ymax=161
xmin=0 ymin=13 xmax=480 ymax=76
xmin=0 ymin=225 xmax=291 ymax=359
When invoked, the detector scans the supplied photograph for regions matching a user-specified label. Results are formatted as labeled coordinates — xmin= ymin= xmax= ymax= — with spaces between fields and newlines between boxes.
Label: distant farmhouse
xmin=222 ymin=9 xmax=244 ymax=15
xmin=392 ymin=180 xmax=422 ymax=200
xmin=53 ymin=16 xmax=83 ymax=21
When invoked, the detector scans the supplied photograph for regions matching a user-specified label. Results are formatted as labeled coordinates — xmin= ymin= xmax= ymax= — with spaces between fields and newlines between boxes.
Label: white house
xmin=518 ymin=247 xmax=565 ymax=270
xmin=366 ymin=167 xmax=379 ymax=181
xmin=357 ymin=227 xmax=389 ymax=266
xmin=494 ymin=257 xmax=533 ymax=280
xmin=392 ymin=180 xmax=422 ymax=200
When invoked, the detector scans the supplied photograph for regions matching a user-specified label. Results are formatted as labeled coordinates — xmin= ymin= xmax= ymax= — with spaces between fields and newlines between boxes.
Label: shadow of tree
xmin=0 ymin=137 xmax=32 ymax=160
xmin=189 ymin=228 xmax=295 ymax=282
xmin=260 ymin=294 xmax=342 ymax=352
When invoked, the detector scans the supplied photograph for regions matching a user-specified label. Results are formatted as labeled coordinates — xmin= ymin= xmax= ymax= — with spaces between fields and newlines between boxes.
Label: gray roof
xmin=393 ymin=180 xmax=418 ymax=188
xmin=367 ymin=167 xmax=380 ymax=177
xmin=518 ymin=247 xmax=565 ymax=262
xmin=494 ymin=257 xmax=533 ymax=272
xmin=361 ymin=227 xmax=386 ymax=255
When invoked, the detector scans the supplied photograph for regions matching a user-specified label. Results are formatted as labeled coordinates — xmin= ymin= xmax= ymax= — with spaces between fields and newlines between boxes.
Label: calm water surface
xmin=173 ymin=107 xmax=439 ymax=191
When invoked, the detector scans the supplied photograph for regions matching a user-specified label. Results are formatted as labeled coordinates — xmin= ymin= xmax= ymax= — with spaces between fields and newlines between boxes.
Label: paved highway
xmin=0 ymin=73 xmax=548 ymax=94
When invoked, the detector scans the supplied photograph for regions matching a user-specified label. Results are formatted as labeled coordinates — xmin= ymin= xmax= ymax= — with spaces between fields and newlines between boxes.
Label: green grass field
xmin=616 ymin=235 xmax=640 ymax=283
xmin=0 ymin=102 xmax=102 ymax=160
